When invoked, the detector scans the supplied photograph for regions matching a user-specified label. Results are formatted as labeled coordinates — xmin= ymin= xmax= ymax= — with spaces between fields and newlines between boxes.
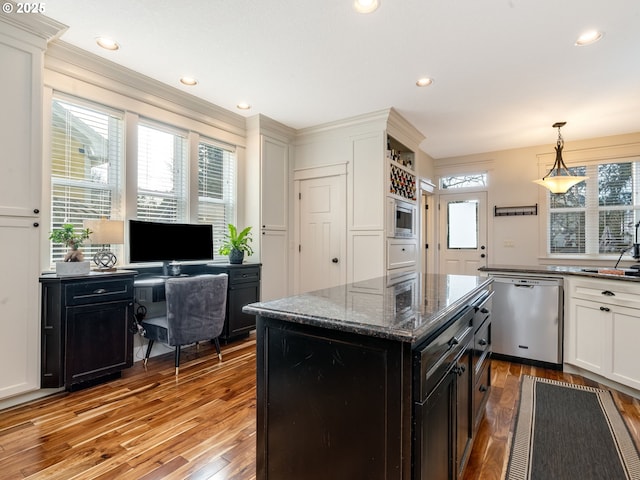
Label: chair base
xmin=143 ymin=337 xmax=223 ymax=375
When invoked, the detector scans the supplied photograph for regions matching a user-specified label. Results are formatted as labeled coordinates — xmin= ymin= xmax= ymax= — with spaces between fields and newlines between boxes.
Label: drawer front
xmin=387 ymin=240 xmax=417 ymax=270
xmin=473 ymin=320 xmax=491 ymax=375
xmin=65 ymin=278 xmax=134 ymax=306
xmin=229 ymin=267 xmax=261 ymax=285
xmin=473 ymin=360 xmax=491 ymax=429
xmin=570 ymin=277 xmax=640 ymax=308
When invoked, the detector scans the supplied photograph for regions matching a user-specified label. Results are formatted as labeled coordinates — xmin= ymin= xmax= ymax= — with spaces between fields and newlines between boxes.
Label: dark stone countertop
xmin=243 ymin=272 xmax=492 ymax=344
xmin=479 ymin=264 xmax=640 ymax=282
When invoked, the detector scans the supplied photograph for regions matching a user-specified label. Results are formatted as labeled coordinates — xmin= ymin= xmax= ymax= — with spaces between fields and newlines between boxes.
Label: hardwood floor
xmin=463 ymin=359 xmax=640 ymax=480
xmin=1 ymin=337 xmax=639 ymax=479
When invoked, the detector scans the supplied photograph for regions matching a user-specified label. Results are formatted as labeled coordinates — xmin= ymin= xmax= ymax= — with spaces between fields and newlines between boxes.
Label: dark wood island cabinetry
xmin=244 ymin=272 xmax=493 ymax=480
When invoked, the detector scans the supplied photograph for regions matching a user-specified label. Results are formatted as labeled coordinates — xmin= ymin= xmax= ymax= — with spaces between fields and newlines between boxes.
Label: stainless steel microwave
xmin=394 ymin=199 xmax=416 ymax=238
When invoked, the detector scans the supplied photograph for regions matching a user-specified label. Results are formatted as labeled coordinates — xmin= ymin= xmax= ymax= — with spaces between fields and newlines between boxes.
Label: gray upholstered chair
xmin=141 ymin=274 xmax=228 ymax=375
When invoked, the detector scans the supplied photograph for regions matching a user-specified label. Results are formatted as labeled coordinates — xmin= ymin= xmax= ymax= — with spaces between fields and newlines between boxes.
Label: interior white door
xmin=438 ymin=191 xmax=488 ymax=275
xmin=298 ymin=175 xmax=346 ymax=293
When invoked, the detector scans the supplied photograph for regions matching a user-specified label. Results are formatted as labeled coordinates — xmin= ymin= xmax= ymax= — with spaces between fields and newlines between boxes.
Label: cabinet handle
xmin=33 ymin=208 xmax=40 ymax=214
xmin=478 ymin=339 xmax=488 ymax=346
xmin=332 ymin=257 xmax=339 ymax=263
xmin=33 ymin=222 xmax=39 ymax=227
xmin=479 ymin=385 xmax=488 ymax=392
xmin=600 ymin=306 xmax=610 ymax=312
xmin=93 ymin=288 xmax=108 ymax=294
xmin=601 ymin=290 xmax=615 ymax=296
xmin=480 ymin=307 xmax=489 ymax=314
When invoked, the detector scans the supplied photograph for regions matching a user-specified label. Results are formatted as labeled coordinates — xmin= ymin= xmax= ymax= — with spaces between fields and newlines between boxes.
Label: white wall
xmin=434 ymin=131 xmax=640 ymax=268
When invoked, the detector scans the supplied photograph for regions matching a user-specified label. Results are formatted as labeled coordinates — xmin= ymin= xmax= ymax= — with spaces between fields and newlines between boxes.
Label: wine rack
xmin=390 ymin=164 xmax=416 ymax=200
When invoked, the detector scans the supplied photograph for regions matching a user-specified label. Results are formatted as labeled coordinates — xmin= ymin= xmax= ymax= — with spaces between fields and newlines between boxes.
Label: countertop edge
xmin=479 ymin=265 xmax=640 ymax=282
xmin=244 ymin=276 xmax=494 ymax=345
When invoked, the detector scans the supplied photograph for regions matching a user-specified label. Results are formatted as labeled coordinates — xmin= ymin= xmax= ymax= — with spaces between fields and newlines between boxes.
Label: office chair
xmin=141 ymin=274 xmax=228 ymax=375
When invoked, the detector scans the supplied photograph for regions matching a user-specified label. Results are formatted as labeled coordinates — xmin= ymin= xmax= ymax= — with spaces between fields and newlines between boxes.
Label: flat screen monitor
xmin=129 ymin=219 xmax=214 ymax=264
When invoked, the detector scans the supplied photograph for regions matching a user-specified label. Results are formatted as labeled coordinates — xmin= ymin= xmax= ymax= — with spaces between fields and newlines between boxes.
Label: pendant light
xmin=533 ymin=122 xmax=588 ymax=194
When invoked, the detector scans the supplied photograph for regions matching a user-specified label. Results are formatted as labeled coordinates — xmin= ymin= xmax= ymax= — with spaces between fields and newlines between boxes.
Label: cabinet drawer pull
xmin=600 ymin=306 xmax=610 ymax=312
xmin=601 ymin=290 xmax=615 ymax=296
xmin=93 ymin=288 xmax=108 ymax=294
xmin=478 ymin=339 xmax=488 ymax=346
xmin=479 ymin=385 xmax=488 ymax=392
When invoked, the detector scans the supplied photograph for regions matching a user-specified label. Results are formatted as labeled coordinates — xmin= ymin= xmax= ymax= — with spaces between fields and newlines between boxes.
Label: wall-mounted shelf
xmin=494 ymin=204 xmax=538 ymax=217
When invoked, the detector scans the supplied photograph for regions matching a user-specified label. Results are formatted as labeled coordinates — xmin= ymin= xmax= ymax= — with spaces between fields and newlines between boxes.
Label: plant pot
xmin=228 ymin=249 xmax=245 ymax=264
xmin=56 ymin=261 xmax=90 ymax=276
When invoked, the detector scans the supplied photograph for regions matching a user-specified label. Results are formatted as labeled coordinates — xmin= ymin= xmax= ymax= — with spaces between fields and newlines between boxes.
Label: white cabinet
xmin=0 ymin=16 xmax=64 ymax=400
xmin=0 ymin=217 xmax=41 ymax=398
xmin=260 ymin=229 xmax=288 ymax=301
xmin=565 ymin=277 xmax=640 ymax=391
xmin=0 ymin=32 xmax=42 ymax=217
xmin=261 ymin=136 xmax=289 ymax=231
xmin=259 ymin=134 xmax=290 ymax=300
xmin=246 ymin=116 xmax=294 ymax=301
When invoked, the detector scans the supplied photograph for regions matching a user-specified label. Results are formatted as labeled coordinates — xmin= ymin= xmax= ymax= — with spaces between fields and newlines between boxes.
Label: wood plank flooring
xmin=1 ymin=337 xmax=639 ymax=479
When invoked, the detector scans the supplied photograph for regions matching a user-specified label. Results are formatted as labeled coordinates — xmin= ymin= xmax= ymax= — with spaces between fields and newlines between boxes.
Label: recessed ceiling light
xmin=416 ymin=77 xmax=434 ymax=87
xmin=353 ymin=0 xmax=379 ymax=14
xmin=575 ymin=30 xmax=604 ymax=46
xmin=237 ymin=102 xmax=251 ymax=110
xmin=96 ymin=37 xmax=119 ymax=51
xmin=179 ymin=76 xmax=198 ymax=86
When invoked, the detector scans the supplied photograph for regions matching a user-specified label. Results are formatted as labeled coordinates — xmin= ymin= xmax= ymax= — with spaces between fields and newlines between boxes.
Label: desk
xmin=134 ymin=263 xmax=261 ymax=342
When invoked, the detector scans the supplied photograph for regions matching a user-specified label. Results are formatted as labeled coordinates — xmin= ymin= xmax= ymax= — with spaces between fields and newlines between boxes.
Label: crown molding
xmin=0 ymin=2 xmax=67 ymax=45
xmin=45 ymin=40 xmax=246 ymax=141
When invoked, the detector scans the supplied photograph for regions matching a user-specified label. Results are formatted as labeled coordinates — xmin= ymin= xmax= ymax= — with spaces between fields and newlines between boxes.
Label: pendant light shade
xmin=534 ymin=122 xmax=588 ymax=194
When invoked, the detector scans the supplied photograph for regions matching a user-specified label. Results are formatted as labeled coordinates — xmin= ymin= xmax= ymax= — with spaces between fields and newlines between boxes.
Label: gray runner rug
xmin=506 ymin=375 xmax=640 ymax=480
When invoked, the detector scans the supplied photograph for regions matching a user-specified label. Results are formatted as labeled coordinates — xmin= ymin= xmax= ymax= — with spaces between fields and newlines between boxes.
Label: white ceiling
xmin=43 ymin=0 xmax=640 ymax=159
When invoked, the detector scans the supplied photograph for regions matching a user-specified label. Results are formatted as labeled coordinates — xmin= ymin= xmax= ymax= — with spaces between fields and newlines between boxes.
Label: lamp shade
xmin=84 ymin=219 xmax=124 ymax=244
xmin=533 ymin=176 xmax=587 ymax=194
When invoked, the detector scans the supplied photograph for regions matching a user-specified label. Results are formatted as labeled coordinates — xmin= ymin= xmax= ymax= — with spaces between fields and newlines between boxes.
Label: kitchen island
xmin=243 ymin=272 xmax=493 ymax=480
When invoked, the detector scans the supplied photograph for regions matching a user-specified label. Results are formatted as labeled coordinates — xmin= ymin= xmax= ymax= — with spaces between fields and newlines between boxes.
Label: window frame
xmin=541 ymin=148 xmax=640 ymax=261
xmin=47 ymin=93 xmax=239 ymax=268
xmin=49 ymin=94 xmax=125 ymax=265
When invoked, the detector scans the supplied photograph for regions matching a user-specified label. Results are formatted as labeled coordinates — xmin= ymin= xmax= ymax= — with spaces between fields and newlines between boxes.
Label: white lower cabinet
xmin=565 ymin=277 xmax=640 ymax=391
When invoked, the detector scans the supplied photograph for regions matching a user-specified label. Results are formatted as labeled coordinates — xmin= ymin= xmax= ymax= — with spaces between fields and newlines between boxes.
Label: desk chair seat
xmin=141 ymin=274 xmax=228 ymax=375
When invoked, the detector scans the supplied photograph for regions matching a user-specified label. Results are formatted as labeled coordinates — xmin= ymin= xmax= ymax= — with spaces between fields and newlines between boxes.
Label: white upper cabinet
xmin=261 ymin=136 xmax=289 ymax=230
xmin=0 ymin=31 xmax=43 ymax=217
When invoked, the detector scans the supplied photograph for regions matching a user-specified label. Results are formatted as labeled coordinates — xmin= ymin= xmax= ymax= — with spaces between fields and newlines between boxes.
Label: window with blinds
xmin=198 ymin=140 xmax=236 ymax=255
xmin=50 ymin=98 xmax=124 ymax=263
xmin=137 ymin=123 xmax=188 ymax=222
xmin=548 ymin=160 xmax=640 ymax=256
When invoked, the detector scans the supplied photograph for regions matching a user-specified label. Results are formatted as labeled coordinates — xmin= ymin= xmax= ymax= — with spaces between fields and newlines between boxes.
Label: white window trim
xmin=537 ymin=141 xmax=640 ymax=263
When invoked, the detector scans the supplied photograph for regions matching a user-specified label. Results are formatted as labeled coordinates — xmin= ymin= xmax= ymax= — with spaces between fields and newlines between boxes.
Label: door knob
xmin=332 ymin=258 xmax=339 ymax=263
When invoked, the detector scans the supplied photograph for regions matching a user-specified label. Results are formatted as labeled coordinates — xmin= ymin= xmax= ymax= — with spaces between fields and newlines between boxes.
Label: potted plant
xmin=49 ymin=223 xmax=92 ymax=275
xmin=218 ymin=224 xmax=254 ymax=264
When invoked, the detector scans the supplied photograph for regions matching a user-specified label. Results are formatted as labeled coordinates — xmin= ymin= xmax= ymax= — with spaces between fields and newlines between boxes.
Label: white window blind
xmin=198 ymin=140 xmax=236 ymax=254
xmin=548 ymin=160 xmax=640 ymax=255
xmin=137 ymin=123 xmax=188 ymax=222
xmin=50 ymin=97 xmax=123 ymax=263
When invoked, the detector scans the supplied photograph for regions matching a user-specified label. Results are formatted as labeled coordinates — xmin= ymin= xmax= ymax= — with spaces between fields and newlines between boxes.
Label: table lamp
xmin=84 ymin=219 xmax=124 ymax=271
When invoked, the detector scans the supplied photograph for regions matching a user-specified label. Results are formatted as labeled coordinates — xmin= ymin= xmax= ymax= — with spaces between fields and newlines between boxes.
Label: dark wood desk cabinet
xmin=206 ymin=263 xmax=261 ymax=341
xmin=40 ymin=271 xmax=135 ymax=389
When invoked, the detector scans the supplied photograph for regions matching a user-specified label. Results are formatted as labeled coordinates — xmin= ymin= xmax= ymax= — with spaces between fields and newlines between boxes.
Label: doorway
xmin=438 ymin=191 xmax=488 ymax=275
xmin=296 ymin=175 xmax=346 ymax=293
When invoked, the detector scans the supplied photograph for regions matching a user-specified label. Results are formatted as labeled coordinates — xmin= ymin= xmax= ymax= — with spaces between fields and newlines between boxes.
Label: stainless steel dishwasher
xmin=490 ymin=274 xmax=563 ymax=367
